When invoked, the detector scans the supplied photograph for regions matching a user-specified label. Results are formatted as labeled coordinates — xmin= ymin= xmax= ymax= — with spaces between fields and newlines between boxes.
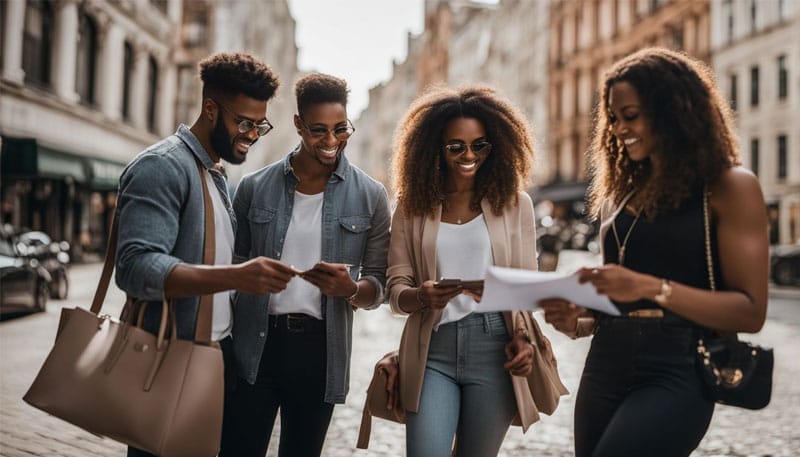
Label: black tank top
xmin=603 ymin=186 xmax=723 ymax=314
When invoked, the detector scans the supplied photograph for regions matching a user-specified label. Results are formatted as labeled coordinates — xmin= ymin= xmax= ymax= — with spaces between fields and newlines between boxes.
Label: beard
xmin=210 ymin=117 xmax=247 ymax=164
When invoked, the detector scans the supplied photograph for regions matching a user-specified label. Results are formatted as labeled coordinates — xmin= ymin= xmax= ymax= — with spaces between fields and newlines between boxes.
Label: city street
xmin=1 ymin=262 xmax=798 ymax=456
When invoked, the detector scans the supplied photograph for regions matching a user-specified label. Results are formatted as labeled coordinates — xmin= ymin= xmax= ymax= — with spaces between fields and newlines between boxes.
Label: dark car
xmin=771 ymin=245 xmax=800 ymax=287
xmin=15 ymin=231 xmax=70 ymax=299
xmin=0 ymin=237 xmax=49 ymax=316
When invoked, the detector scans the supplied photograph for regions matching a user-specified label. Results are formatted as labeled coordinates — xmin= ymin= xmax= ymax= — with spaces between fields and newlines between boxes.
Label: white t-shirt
xmin=269 ymin=190 xmax=324 ymax=319
xmin=435 ymin=214 xmax=493 ymax=328
xmin=205 ymin=171 xmax=235 ymax=341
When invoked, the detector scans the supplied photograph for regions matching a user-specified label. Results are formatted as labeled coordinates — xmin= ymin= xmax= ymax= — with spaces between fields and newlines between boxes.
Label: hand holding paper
xmin=480 ymin=266 xmax=620 ymax=316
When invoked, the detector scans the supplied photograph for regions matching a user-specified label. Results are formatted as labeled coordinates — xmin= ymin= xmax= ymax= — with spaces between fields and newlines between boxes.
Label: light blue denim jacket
xmin=232 ymin=147 xmax=391 ymax=403
xmin=115 ymin=125 xmax=229 ymax=339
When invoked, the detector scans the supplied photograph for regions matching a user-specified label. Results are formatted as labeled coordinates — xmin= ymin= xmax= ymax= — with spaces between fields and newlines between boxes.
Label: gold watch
xmin=653 ymin=279 xmax=672 ymax=305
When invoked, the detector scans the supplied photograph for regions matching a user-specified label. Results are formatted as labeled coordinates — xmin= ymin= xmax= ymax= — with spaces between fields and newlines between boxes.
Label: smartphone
xmin=435 ymin=278 xmax=462 ymax=287
xmin=434 ymin=278 xmax=484 ymax=290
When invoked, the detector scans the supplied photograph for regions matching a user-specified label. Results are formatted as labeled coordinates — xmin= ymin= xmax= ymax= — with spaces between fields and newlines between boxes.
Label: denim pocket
xmin=485 ymin=313 xmax=511 ymax=342
xmin=338 ymin=215 xmax=371 ymax=262
xmin=247 ymin=206 xmax=276 ymax=253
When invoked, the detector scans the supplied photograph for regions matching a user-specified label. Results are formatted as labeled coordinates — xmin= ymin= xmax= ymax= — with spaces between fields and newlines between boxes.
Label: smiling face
xmin=607 ymin=81 xmax=655 ymax=162
xmin=441 ymin=117 xmax=490 ymax=188
xmin=294 ymin=102 xmax=349 ymax=167
xmin=209 ymin=94 xmax=269 ymax=164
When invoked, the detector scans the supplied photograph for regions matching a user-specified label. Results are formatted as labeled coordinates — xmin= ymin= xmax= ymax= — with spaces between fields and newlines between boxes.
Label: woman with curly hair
xmin=541 ymin=47 xmax=769 ymax=456
xmin=387 ymin=84 xmax=568 ymax=457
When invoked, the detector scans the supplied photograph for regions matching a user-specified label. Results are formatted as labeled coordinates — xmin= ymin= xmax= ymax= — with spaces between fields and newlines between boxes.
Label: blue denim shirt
xmin=232 ymin=147 xmax=391 ymax=403
xmin=115 ymin=125 xmax=229 ymax=339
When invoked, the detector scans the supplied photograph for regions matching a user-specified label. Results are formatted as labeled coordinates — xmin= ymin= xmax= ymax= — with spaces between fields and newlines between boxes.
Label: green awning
xmin=1 ymin=136 xmax=126 ymax=189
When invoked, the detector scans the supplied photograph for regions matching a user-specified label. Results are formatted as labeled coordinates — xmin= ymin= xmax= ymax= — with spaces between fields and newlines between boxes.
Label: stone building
xmin=1 ymin=0 xmax=183 ymax=257
xmin=711 ymin=0 xmax=800 ymax=245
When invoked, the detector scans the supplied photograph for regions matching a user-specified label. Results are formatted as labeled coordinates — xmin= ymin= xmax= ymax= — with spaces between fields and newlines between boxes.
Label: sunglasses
xmin=443 ymin=140 xmax=492 ymax=156
xmin=213 ymin=99 xmax=273 ymax=137
xmin=299 ymin=118 xmax=356 ymax=140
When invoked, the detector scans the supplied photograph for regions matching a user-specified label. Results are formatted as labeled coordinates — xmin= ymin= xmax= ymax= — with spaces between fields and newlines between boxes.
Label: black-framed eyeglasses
xmin=212 ymin=99 xmax=273 ymax=137
xmin=299 ymin=118 xmax=356 ymax=140
xmin=444 ymin=140 xmax=492 ymax=157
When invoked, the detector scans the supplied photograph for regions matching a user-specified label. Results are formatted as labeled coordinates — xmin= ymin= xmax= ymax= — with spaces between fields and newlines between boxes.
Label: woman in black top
xmin=541 ymin=48 xmax=769 ymax=457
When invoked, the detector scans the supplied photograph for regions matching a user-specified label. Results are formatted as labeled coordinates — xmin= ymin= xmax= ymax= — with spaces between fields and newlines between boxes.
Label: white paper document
xmin=479 ymin=266 xmax=620 ymax=316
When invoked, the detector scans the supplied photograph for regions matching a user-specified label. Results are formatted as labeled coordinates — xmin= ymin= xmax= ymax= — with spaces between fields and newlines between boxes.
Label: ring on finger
xmin=591 ymin=268 xmax=600 ymax=275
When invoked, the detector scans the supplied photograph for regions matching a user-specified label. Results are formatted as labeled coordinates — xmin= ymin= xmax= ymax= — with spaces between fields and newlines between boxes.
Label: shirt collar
xmin=175 ymin=124 xmax=215 ymax=170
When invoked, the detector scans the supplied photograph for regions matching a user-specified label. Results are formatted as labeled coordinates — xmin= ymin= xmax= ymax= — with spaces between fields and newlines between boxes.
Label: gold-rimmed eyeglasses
xmin=299 ymin=118 xmax=356 ymax=140
xmin=212 ymin=99 xmax=273 ymax=137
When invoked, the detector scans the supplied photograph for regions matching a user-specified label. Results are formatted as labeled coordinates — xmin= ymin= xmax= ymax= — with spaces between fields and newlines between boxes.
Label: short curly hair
xmin=199 ymin=52 xmax=279 ymax=101
xmin=392 ymin=84 xmax=534 ymax=217
xmin=588 ymin=47 xmax=740 ymax=219
xmin=295 ymin=73 xmax=349 ymax=116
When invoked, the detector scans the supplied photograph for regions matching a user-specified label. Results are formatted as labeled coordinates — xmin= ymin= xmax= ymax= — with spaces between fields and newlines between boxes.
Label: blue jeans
xmin=406 ymin=312 xmax=517 ymax=457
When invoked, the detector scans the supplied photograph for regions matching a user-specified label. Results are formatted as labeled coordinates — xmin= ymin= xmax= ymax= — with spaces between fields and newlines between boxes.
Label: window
xmin=750 ymin=0 xmax=757 ymax=33
xmin=723 ymin=0 xmax=734 ymax=43
xmin=750 ymin=138 xmax=759 ymax=176
xmin=730 ymin=73 xmax=738 ymax=111
xmin=777 ymin=135 xmax=787 ymax=179
xmin=75 ymin=13 xmax=97 ymax=105
xmin=22 ymin=0 xmax=54 ymax=87
xmin=750 ymin=66 xmax=759 ymax=107
xmin=147 ymin=56 xmax=158 ymax=133
xmin=778 ymin=55 xmax=788 ymax=100
xmin=122 ymin=41 xmax=134 ymax=121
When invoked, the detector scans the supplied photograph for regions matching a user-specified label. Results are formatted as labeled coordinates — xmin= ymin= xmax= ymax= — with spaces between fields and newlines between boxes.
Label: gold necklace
xmin=611 ymin=209 xmax=641 ymax=265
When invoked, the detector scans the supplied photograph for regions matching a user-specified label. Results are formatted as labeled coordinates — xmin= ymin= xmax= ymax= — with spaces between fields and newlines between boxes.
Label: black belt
xmin=269 ymin=313 xmax=325 ymax=333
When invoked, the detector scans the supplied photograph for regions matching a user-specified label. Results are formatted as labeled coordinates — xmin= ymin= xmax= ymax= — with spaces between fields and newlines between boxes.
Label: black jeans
xmin=218 ymin=314 xmax=334 ymax=457
xmin=574 ymin=318 xmax=715 ymax=457
xmin=127 ymin=336 xmax=237 ymax=457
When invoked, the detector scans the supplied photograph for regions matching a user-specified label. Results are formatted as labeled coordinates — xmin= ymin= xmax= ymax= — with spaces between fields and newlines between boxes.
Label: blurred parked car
xmin=15 ymin=231 xmax=70 ymax=299
xmin=0 ymin=237 xmax=50 ymax=315
xmin=771 ymin=245 xmax=800 ymax=287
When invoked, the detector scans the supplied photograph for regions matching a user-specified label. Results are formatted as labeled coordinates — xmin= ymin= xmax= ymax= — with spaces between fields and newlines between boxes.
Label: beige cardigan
xmin=387 ymin=191 xmax=568 ymax=431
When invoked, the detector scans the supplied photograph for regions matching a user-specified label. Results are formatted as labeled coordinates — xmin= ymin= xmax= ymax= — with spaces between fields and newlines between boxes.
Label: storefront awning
xmin=1 ymin=136 xmax=126 ymax=189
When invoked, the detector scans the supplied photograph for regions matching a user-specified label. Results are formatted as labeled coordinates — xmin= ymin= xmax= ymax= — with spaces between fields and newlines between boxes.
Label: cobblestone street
xmin=1 ymin=262 xmax=799 ymax=456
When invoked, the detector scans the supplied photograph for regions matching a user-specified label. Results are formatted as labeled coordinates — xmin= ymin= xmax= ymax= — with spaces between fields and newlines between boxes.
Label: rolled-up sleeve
xmin=359 ymin=184 xmax=391 ymax=309
xmin=386 ymin=208 xmax=417 ymax=315
xmin=115 ymin=154 xmax=185 ymax=300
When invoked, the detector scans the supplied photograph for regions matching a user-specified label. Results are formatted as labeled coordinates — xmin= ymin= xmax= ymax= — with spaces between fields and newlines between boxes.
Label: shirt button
xmin=351 ymin=225 xmax=356 ymax=230
xmin=259 ymin=332 xmax=265 ymax=337
xmin=276 ymin=251 xmax=281 ymax=256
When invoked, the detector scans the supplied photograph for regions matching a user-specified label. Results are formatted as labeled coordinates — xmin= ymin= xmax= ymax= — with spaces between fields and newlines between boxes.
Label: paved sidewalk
xmin=1 ymin=262 xmax=798 ymax=456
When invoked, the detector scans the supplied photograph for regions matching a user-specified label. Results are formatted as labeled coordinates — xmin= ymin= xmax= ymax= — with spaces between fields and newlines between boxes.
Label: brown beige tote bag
xmin=24 ymin=162 xmax=223 ymax=457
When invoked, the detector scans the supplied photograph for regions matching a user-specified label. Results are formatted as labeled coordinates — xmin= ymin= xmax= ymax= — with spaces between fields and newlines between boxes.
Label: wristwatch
xmin=653 ymin=279 xmax=672 ymax=305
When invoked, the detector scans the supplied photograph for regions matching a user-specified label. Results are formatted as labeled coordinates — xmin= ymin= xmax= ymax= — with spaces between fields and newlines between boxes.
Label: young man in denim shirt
xmin=116 ymin=53 xmax=297 ymax=457
xmin=221 ymin=73 xmax=391 ymax=456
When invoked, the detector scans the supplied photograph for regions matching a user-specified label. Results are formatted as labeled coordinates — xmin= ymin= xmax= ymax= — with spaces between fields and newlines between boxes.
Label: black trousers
xmin=574 ymin=318 xmax=715 ymax=457
xmin=127 ymin=336 xmax=237 ymax=457
xmin=218 ymin=314 xmax=334 ymax=457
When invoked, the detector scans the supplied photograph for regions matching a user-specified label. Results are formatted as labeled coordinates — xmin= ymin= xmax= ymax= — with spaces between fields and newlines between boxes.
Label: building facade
xmin=712 ymin=0 xmax=800 ymax=245
xmin=1 ymin=0 xmax=182 ymax=257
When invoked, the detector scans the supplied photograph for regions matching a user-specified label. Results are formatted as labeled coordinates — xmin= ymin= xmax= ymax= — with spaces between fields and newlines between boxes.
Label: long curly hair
xmin=392 ymin=84 xmax=534 ymax=217
xmin=588 ymin=47 xmax=740 ymax=219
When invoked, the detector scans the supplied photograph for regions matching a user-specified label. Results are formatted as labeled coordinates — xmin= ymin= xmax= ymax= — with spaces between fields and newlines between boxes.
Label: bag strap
xmin=356 ymin=368 xmax=378 ymax=449
xmin=88 ymin=159 xmax=216 ymax=343
xmin=194 ymin=161 xmax=215 ymax=343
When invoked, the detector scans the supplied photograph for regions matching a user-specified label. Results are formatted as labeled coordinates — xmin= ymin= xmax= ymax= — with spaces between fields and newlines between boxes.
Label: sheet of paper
xmin=479 ymin=266 xmax=620 ymax=316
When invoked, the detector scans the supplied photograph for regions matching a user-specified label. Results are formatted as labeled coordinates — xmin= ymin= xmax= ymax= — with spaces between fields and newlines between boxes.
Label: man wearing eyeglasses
xmin=116 ymin=53 xmax=297 ymax=457
xmin=221 ymin=73 xmax=391 ymax=456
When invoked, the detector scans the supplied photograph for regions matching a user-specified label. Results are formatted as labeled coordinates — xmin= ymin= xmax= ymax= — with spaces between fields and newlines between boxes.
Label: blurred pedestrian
xmin=540 ymin=47 xmax=769 ymax=457
xmin=116 ymin=53 xmax=294 ymax=457
xmin=387 ymin=84 xmax=568 ymax=457
xmin=220 ymin=73 xmax=391 ymax=457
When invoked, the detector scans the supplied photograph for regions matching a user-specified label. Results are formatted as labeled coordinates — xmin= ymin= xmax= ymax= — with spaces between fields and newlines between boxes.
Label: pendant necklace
xmin=611 ymin=208 xmax=641 ymax=265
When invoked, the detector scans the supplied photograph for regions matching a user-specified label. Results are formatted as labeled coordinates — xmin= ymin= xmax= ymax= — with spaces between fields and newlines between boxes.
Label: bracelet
xmin=345 ymin=281 xmax=360 ymax=305
xmin=653 ymin=279 xmax=672 ymax=305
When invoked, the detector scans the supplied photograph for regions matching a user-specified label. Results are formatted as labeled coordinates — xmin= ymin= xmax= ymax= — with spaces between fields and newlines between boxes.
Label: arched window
xmin=122 ymin=41 xmax=134 ymax=121
xmin=147 ymin=56 xmax=158 ymax=132
xmin=22 ymin=0 xmax=54 ymax=87
xmin=76 ymin=13 xmax=97 ymax=104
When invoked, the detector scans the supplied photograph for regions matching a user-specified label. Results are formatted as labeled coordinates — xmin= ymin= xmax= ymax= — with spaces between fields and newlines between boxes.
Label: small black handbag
xmin=695 ymin=189 xmax=773 ymax=410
